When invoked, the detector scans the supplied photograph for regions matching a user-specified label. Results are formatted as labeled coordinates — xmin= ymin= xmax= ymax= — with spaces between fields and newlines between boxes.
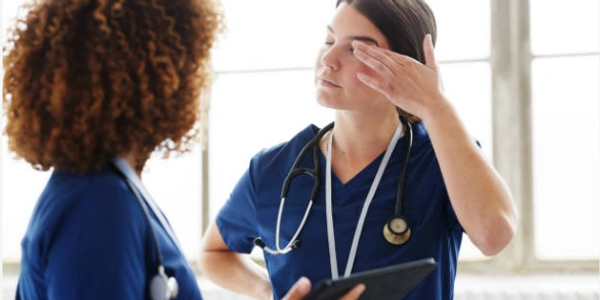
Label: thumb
xmin=423 ymin=34 xmax=437 ymax=70
xmin=281 ymin=277 xmax=312 ymax=300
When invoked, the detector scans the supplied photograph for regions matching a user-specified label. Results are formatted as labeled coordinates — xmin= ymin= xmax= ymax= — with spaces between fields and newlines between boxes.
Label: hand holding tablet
xmin=302 ymin=258 xmax=437 ymax=300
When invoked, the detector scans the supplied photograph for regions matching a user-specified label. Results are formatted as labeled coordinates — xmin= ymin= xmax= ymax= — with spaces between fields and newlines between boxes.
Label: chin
xmin=315 ymin=92 xmax=338 ymax=109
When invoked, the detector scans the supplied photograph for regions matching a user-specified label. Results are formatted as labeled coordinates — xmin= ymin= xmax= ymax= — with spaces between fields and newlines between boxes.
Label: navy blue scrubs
xmin=16 ymin=167 xmax=202 ymax=300
xmin=217 ymin=122 xmax=464 ymax=300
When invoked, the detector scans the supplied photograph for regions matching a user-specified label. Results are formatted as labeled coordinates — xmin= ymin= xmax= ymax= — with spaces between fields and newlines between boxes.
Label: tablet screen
xmin=302 ymin=258 xmax=437 ymax=300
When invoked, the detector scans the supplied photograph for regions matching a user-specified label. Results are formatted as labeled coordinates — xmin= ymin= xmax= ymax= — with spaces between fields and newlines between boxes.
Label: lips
xmin=318 ymin=77 xmax=341 ymax=88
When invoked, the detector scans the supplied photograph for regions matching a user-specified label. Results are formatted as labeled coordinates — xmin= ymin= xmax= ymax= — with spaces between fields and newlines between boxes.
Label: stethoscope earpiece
xmin=254 ymin=237 xmax=302 ymax=254
xmin=383 ymin=216 xmax=411 ymax=245
xmin=253 ymin=237 xmax=266 ymax=249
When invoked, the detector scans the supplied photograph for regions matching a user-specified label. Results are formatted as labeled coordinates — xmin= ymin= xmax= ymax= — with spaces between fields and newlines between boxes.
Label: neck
xmin=329 ymin=112 xmax=401 ymax=159
xmin=124 ymin=152 xmax=143 ymax=179
xmin=320 ymin=112 xmax=401 ymax=184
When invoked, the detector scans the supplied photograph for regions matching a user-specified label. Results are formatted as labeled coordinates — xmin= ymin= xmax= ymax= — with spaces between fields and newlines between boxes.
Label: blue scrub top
xmin=16 ymin=166 xmax=202 ymax=300
xmin=216 ymin=123 xmax=463 ymax=300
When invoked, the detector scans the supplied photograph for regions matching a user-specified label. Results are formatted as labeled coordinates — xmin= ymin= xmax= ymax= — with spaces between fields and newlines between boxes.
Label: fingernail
xmin=356 ymin=284 xmax=366 ymax=294
xmin=353 ymin=49 xmax=364 ymax=58
xmin=296 ymin=277 xmax=310 ymax=293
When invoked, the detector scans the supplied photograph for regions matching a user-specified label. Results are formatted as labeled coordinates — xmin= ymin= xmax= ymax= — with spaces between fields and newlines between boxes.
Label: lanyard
xmin=112 ymin=157 xmax=183 ymax=251
xmin=325 ymin=123 xmax=403 ymax=279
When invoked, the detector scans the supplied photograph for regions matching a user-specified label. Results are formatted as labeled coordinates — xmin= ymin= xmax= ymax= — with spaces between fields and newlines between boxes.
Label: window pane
xmin=427 ymin=0 xmax=490 ymax=61
xmin=143 ymin=152 xmax=202 ymax=260
xmin=530 ymin=0 xmax=600 ymax=55
xmin=208 ymin=70 xmax=333 ymax=220
xmin=212 ymin=0 xmax=491 ymax=72
xmin=458 ymin=234 xmax=487 ymax=261
xmin=532 ymin=56 xmax=600 ymax=260
xmin=2 ymin=0 xmax=27 ymax=33
xmin=1 ymin=143 xmax=202 ymax=261
xmin=2 ymin=0 xmax=33 ymax=262
xmin=1 ymin=147 xmax=51 ymax=261
xmin=439 ymin=62 xmax=493 ymax=160
xmin=439 ymin=62 xmax=492 ymax=261
xmin=212 ymin=0 xmax=336 ymax=72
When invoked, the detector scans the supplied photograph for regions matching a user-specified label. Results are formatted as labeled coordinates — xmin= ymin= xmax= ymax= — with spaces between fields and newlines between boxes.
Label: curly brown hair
xmin=3 ymin=0 xmax=223 ymax=172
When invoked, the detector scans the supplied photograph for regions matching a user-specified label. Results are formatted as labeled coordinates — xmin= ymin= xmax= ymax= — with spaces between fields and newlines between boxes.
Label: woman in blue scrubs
xmin=3 ymin=0 xmax=362 ymax=299
xmin=2 ymin=0 xmax=220 ymax=298
xmin=200 ymin=1 xmax=518 ymax=300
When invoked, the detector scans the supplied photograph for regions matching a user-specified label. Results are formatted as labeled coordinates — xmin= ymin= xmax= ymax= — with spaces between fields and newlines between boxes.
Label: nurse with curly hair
xmin=3 ymin=0 xmax=221 ymax=298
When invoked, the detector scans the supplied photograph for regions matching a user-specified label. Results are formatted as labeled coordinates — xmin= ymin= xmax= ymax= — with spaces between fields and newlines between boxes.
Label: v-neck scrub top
xmin=216 ymin=122 xmax=464 ymax=300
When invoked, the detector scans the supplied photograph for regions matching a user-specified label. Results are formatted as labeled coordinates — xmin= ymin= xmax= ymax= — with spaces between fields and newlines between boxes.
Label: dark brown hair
xmin=3 ymin=0 xmax=223 ymax=172
xmin=336 ymin=0 xmax=438 ymax=123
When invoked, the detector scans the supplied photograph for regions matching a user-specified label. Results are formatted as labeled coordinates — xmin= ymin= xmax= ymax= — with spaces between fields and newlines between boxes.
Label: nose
xmin=319 ymin=46 xmax=340 ymax=71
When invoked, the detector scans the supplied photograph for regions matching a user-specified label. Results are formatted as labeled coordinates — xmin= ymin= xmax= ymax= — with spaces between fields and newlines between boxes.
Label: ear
xmin=423 ymin=34 xmax=437 ymax=70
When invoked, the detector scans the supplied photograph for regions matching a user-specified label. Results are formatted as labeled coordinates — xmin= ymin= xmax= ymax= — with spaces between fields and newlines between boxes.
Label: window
xmin=529 ymin=0 xmax=599 ymax=261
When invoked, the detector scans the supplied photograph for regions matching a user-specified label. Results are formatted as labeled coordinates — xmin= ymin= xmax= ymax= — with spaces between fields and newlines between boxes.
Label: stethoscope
xmin=111 ymin=158 xmax=180 ymax=300
xmin=254 ymin=119 xmax=413 ymax=259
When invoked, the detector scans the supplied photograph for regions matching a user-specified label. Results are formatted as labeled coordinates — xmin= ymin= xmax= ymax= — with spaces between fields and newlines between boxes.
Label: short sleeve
xmin=216 ymin=158 xmax=260 ymax=254
xmin=44 ymin=186 xmax=148 ymax=300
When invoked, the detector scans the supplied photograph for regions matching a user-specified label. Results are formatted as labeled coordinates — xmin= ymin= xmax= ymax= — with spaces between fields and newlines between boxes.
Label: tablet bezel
xmin=302 ymin=257 xmax=437 ymax=300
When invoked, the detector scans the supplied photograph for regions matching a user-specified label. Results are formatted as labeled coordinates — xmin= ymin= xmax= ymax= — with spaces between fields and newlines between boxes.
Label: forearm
xmin=422 ymin=99 xmax=517 ymax=255
xmin=200 ymin=250 xmax=272 ymax=300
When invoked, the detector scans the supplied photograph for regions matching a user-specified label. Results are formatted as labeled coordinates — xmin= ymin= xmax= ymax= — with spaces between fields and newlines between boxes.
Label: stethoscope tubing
xmin=395 ymin=122 xmax=413 ymax=216
xmin=281 ymin=122 xmax=334 ymax=200
xmin=255 ymin=120 xmax=412 ymax=256
xmin=258 ymin=123 xmax=334 ymax=255
xmin=270 ymin=197 xmax=314 ymax=254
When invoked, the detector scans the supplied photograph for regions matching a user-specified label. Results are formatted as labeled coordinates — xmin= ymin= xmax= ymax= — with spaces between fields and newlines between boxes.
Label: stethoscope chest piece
xmin=383 ymin=216 xmax=411 ymax=245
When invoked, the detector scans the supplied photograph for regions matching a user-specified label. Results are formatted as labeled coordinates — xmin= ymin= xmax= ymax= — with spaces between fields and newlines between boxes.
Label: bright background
xmin=2 ymin=1 xmax=599 ymax=297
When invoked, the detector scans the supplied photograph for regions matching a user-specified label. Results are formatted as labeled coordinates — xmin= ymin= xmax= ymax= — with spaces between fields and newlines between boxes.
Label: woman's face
xmin=314 ymin=3 xmax=392 ymax=113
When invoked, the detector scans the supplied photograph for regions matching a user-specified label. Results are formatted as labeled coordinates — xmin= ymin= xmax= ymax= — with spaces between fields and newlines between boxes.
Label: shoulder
xmin=25 ymin=167 xmax=147 ymax=251
xmin=248 ymin=124 xmax=321 ymax=171
xmin=407 ymin=122 xmax=437 ymax=160
xmin=38 ymin=166 xmax=140 ymax=217
xmin=410 ymin=122 xmax=432 ymax=150
xmin=20 ymin=167 xmax=157 ymax=299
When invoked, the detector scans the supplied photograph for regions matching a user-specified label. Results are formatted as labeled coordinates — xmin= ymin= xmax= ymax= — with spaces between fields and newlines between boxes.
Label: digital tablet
xmin=302 ymin=258 xmax=437 ymax=300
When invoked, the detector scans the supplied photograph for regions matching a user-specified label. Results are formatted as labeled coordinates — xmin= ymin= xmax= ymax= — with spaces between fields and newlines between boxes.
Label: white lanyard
xmin=112 ymin=157 xmax=183 ymax=251
xmin=325 ymin=123 xmax=403 ymax=279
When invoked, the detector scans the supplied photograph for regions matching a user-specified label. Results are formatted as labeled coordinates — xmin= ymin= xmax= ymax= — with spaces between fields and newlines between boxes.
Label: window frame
xmin=457 ymin=0 xmax=598 ymax=274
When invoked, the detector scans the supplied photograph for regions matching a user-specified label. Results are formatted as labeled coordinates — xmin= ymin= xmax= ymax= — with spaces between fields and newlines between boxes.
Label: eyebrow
xmin=327 ymin=25 xmax=380 ymax=47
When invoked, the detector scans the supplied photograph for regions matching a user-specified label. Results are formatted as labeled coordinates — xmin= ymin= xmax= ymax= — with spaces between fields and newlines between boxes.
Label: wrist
xmin=420 ymin=95 xmax=455 ymax=127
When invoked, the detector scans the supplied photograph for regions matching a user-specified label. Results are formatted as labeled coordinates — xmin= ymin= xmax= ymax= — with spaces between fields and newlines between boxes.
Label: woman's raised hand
xmin=352 ymin=34 xmax=446 ymax=121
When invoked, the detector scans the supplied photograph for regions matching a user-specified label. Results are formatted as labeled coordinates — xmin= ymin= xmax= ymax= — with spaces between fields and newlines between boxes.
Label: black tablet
xmin=302 ymin=258 xmax=437 ymax=300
